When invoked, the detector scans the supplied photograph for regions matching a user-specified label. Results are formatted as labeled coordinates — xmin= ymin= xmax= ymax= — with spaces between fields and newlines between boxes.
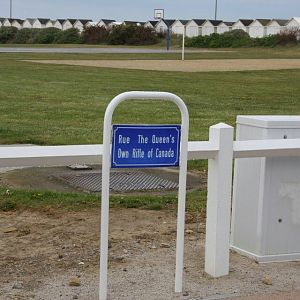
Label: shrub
xmin=35 ymin=27 xmax=61 ymax=44
xmin=252 ymin=35 xmax=279 ymax=47
xmin=276 ymin=29 xmax=300 ymax=45
xmin=82 ymin=25 xmax=109 ymax=44
xmin=0 ymin=26 xmax=18 ymax=43
xmin=127 ymin=26 xmax=158 ymax=45
xmin=15 ymin=28 xmax=40 ymax=44
xmin=185 ymin=30 xmax=253 ymax=48
xmin=108 ymin=25 xmax=158 ymax=45
xmin=55 ymin=28 xmax=82 ymax=44
xmin=108 ymin=25 xmax=135 ymax=45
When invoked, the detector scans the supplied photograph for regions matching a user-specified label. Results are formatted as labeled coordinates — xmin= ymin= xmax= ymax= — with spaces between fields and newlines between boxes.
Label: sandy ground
xmin=1 ymin=208 xmax=299 ymax=300
xmin=26 ymin=59 xmax=300 ymax=72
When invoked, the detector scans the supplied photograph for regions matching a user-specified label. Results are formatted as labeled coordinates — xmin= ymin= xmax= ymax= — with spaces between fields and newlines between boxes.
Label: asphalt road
xmin=0 ymin=47 xmax=188 ymax=54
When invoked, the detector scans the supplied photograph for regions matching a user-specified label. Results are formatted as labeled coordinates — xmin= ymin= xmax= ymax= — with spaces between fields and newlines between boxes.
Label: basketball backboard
xmin=154 ymin=9 xmax=164 ymax=20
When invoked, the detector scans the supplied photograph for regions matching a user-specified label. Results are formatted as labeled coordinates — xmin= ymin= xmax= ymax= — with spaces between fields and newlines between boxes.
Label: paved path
xmin=0 ymin=47 xmax=200 ymax=54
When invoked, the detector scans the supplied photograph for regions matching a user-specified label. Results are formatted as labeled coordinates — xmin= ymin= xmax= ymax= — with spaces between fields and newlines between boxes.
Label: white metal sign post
xmin=99 ymin=91 xmax=189 ymax=300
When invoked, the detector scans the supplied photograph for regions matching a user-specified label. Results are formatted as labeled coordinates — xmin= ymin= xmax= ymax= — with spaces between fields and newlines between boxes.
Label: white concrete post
xmin=205 ymin=123 xmax=234 ymax=277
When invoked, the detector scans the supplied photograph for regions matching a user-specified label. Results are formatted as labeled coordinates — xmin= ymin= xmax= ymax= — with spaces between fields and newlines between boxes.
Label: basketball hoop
xmin=154 ymin=9 xmax=164 ymax=20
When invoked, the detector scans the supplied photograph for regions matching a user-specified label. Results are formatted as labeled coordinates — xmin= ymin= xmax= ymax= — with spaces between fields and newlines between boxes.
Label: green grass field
xmin=0 ymin=47 xmax=300 ymax=211
xmin=0 ymin=48 xmax=300 ymax=145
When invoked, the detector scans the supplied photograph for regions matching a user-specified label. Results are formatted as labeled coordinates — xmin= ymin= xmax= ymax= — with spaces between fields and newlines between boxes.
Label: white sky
xmin=0 ymin=0 xmax=299 ymax=21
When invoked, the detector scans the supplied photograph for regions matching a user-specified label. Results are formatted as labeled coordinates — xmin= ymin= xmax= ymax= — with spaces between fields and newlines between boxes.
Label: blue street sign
xmin=111 ymin=125 xmax=181 ymax=168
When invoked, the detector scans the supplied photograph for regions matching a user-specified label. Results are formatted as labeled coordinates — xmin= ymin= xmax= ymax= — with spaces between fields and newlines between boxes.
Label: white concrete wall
xmin=172 ymin=21 xmax=185 ymax=35
xmin=217 ymin=24 xmax=230 ymax=34
xmin=53 ymin=21 xmax=63 ymax=30
xmin=202 ymin=22 xmax=216 ymax=36
xmin=11 ymin=21 xmax=22 ymax=29
xmin=46 ymin=21 xmax=54 ymax=28
xmin=232 ymin=21 xmax=248 ymax=33
xmin=98 ymin=21 xmax=108 ymax=28
xmin=3 ymin=19 xmax=12 ymax=27
xmin=155 ymin=21 xmax=168 ymax=33
xmin=286 ymin=19 xmax=300 ymax=30
xmin=32 ymin=20 xmax=45 ymax=29
xmin=22 ymin=20 xmax=33 ymax=29
xmin=266 ymin=22 xmax=283 ymax=35
xmin=249 ymin=21 xmax=266 ymax=38
xmin=144 ymin=22 xmax=154 ymax=29
xmin=74 ymin=21 xmax=84 ymax=32
xmin=62 ymin=21 xmax=73 ymax=31
xmin=186 ymin=21 xmax=200 ymax=37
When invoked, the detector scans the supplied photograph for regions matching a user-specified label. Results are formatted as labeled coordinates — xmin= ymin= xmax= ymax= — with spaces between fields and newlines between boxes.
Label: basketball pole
xmin=10 ymin=0 xmax=12 ymax=19
xmin=182 ymin=26 xmax=185 ymax=61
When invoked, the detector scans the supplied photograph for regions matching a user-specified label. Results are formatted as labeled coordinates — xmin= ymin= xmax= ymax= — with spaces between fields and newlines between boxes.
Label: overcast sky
xmin=1 ymin=0 xmax=299 ymax=21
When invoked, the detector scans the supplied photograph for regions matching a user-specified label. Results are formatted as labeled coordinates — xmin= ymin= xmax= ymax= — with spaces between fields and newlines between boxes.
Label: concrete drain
xmin=57 ymin=171 xmax=179 ymax=192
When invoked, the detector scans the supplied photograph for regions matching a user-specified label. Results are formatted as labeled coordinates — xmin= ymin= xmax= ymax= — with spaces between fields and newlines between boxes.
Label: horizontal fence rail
xmin=1 ymin=138 xmax=300 ymax=168
xmin=233 ymin=138 xmax=300 ymax=158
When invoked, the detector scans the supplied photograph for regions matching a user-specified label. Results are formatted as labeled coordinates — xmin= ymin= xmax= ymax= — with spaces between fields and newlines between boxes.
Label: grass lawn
xmin=0 ymin=47 xmax=299 ymax=211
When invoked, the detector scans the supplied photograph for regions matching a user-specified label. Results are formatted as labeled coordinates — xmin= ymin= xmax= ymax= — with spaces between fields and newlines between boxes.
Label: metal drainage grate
xmin=57 ymin=171 xmax=178 ymax=192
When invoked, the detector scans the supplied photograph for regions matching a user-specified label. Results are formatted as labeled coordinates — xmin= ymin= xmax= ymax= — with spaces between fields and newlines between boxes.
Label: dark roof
xmin=270 ymin=19 xmax=289 ymax=26
xmin=255 ymin=19 xmax=271 ymax=26
xmin=0 ymin=17 xmax=5 ymax=22
xmin=147 ymin=21 xmax=158 ymax=27
xmin=36 ymin=18 xmax=50 ymax=24
xmin=160 ymin=19 xmax=176 ymax=27
xmin=77 ymin=19 xmax=92 ymax=25
xmin=208 ymin=20 xmax=223 ymax=26
xmin=66 ymin=19 xmax=77 ymax=25
xmin=223 ymin=21 xmax=235 ymax=26
xmin=191 ymin=19 xmax=206 ymax=26
xmin=56 ymin=19 xmax=66 ymax=24
xmin=270 ymin=19 xmax=288 ymax=26
xmin=5 ymin=18 xmax=24 ymax=23
xmin=176 ymin=20 xmax=189 ymax=25
xmin=100 ymin=19 xmax=116 ymax=25
xmin=25 ymin=18 xmax=35 ymax=25
xmin=238 ymin=19 xmax=254 ymax=26
xmin=123 ymin=21 xmax=142 ymax=25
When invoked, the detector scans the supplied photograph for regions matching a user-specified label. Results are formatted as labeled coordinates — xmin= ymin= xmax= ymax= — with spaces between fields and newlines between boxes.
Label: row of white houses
xmin=148 ymin=17 xmax=300 ymax=38
xmin=0 ymin=18 xmax=121 ymax=32
xmin=1 ymin=17 xmax=300 ymax=38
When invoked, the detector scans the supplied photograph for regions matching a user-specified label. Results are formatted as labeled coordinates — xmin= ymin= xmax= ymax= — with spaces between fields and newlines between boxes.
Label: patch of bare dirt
xmin=1 ymin=208 xmax=299 ymax=300
xmin=26 ymin=59 xmax=300 ymax=72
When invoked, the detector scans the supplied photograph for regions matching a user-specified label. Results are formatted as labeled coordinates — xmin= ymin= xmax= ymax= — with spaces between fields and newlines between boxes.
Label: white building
xmin=285 ymin=17 xmax=300 ymax=30
xmin=98 ymin=19 xmax=116 ymax=29
xmin=62 ymin=19 xmax=77 ymax=31
xmin=144 ymin=21 xmax=158 ymax=29
xmin=32 ymin=18 xmax=50 ymax=29
xmin=53 ymin=19 xmax=65 ymax=30
xmin=248 ymin=19 xmax=271 ymax=38
xmin=12 ymin=19 xmax=24 ymax=29
xmin=171 ymin=20 xmax=189 ymax=35
xmin=217 ymin=21 xmax=234 ymax=34
xmin=266 ymin=19 xmax=288 ymax=36
xmin=2 ymin=18 xmax=12 ymax=27
xmin=45 ymin=20 xmax=55 ymax=28
xmin=22 ymin=18 xmax=35 ymax=29
xmin=155 ymin=19 xmax=175 ymax=33
xmin=232 ymin=19 xmax=253 ymax=34
xmin=186 ymin=19 xmax=206 ymax=37
xmin=0 ymin=18 xmax=4 ymax=27
xmin=202 ymin=20 xmax=222 ymax=36
xmin=74 ymin=19 xmax=93 ymax=32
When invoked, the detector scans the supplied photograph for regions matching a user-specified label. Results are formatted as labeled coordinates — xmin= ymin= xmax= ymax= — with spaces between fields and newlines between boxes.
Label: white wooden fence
xmin=1 ymin=123 xmax=300 ymax=279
